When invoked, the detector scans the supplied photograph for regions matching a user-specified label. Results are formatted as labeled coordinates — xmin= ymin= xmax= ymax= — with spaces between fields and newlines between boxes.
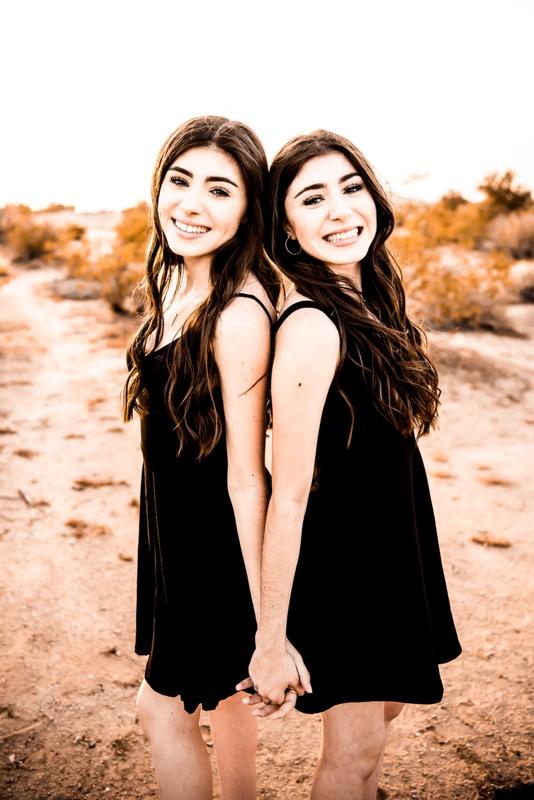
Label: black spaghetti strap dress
xmin=135 ymin=293 xmax=272 ymax=713
xmin=275 ymin=301 xmax=461 ymax=715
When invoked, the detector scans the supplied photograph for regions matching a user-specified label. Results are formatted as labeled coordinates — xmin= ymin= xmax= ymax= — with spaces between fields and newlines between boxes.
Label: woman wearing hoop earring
xmin=238 ymin=130 xmax=461 ymax=799
xmin=285 ymin=234 xmax=302 ymax=256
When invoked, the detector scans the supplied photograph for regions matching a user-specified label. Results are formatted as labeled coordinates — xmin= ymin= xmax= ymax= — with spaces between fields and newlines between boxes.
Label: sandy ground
xmin=0 ymin=261 xmax=533 ymax=800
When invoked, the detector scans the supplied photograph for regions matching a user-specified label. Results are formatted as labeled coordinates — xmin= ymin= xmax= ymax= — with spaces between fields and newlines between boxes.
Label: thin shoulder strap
xmin=274 ymin=300 xmax=337 ymax=333
xmin=234 ymin=292 xmax=273 ymax=323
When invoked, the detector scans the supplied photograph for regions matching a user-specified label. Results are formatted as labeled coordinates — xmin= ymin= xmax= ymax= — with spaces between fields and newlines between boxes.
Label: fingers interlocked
xmin=236 ymin=671 xmax=305 ymax=720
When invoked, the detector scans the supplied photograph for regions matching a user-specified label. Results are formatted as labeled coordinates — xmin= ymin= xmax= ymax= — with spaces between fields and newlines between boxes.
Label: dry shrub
xmin=40 ymin=203 xmax=75 ymax=213
xmin=400 ymin=196 xmax=489 ymax=250
xmin=90 ymin=203 xmax=148 ymax=312
xmin=2 ymin=205 xmax=59 ymax=263
xmin=478 ymin=170 xmax=532 ymax=218
xmin=392 ymin=230 xmax=512 ymax=330
xmin=0 ymin=204 xmax=86 ymax=265
xmin=61 ymin=240 xmax=93 ymax=277
xmin=485 ymin=211 xmax=534 ymax=259
xmin=392 ymin=189 xmax=516 ymax=329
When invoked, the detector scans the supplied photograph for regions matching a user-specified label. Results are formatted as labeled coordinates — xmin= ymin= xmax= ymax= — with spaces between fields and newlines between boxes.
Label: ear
xmin=284 ymin=224 xmax=296 ymax=239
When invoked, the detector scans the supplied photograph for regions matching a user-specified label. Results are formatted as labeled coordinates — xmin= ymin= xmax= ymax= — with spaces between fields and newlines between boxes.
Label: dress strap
xmin=274 ymin=300 xmax=337 ymax=333
xmin=234 ymin=293 xmax=273 ymax=323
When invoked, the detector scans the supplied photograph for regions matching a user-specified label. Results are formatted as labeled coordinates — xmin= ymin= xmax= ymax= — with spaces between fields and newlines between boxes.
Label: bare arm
xmin=247 ymin=307 xmax=339 ymax=704
xmin=213 ymin=297 xmax=272 ymax=623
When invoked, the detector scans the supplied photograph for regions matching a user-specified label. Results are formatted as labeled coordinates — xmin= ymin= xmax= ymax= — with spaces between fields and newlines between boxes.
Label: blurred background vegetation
xmin=1 ymin=171 xmax=534 ymax=328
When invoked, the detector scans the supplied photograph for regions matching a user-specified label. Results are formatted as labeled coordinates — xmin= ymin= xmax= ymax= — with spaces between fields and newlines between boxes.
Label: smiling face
xmin=157 ymin=145 xmax=247 ymax=260
xmin=284 ymin=151 xmax=377 ymax=269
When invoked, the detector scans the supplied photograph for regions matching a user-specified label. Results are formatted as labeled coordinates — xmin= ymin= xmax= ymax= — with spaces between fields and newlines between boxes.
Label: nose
xmin=327 ymin=194 xmax=352 ymax=221
xmin=179 ymin=188 xmax=203 ymax=216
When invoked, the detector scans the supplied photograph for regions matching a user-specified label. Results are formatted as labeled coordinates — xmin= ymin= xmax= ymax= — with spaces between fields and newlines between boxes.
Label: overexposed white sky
xmin=2 ymin=0 xmax=533 ymax=211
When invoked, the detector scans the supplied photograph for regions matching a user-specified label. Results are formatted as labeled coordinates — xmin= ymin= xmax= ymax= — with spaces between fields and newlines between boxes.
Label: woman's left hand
xmin=236 ymin=638 xmax=312 ymax=719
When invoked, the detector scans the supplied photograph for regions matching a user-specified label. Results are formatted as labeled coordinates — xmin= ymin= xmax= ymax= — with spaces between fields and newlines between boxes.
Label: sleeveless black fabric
xmin=233 ymin=292 xmax=273 ymax=322
xmin=135 ymin=294 xmax=271 ymax=712
xmin=275 ymin=301 xmax=461 ymax=714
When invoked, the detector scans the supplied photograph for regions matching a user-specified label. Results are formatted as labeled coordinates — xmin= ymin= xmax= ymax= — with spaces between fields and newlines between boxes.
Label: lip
xmin=172 ymin=218 xmax=211 ymax=238
xmin=323 ymin=226 xmax=363 ymax=245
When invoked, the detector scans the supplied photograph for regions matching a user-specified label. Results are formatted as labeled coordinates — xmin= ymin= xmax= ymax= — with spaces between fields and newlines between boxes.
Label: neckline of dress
xmin=146 ymin=335 xmax=181 ymax=358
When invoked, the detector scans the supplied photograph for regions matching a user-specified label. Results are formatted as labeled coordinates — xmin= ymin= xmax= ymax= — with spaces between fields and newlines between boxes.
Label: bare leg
xmin=311 ymin=701 xmax=387 ymax=800
xmin=208 ymin=691 xmax=257 ymax=800
xmin=136 ymin=679 xmax=212 ymax=800
xmin=362 ymin=702 xmax=405 ymax=800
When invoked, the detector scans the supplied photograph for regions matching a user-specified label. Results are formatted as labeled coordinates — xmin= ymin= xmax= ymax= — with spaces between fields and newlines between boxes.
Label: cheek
xmin=224 ymin=199 xmax=247 ymax=232
xmin=290 ymin=211 xmax=314 ymax=242
xmin=364 ymin=199 xmax=378 ymax=236
xmin=157 ymin=187 xmax=171 ymax=219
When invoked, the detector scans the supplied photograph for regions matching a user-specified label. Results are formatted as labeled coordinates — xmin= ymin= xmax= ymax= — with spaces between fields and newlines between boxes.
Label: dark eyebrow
xmin=169 ymin=166 xmax=193 ymax=178
xmin=294 ymin=171 xmax=361 ymax=199
xmin=206 ymin=175 xmax=239 ymax=188
xmin=168 ymin=166 xmax=238 ymax=189
xmin=294 ymin=182 xmax=324 ymax=199
xmin=340 ymin=171 xmax=359 ymax=182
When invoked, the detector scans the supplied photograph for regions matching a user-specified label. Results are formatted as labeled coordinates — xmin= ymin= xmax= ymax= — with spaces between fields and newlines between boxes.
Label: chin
xmin=166 ymin=236 xmax=212 ymax=259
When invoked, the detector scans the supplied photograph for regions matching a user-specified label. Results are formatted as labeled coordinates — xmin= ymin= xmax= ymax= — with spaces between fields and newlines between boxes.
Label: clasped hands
xmin=236 ymin=639 xmax=312 ymax=720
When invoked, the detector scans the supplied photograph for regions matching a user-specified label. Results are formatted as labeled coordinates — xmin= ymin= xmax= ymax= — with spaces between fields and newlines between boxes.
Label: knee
xmin=384 ymin=701 xmax=404 ymax=725
xmin=136 ymin=680 xmax=195 ymax=740
xmin=322 ymin=732 xmax=386 ymax=783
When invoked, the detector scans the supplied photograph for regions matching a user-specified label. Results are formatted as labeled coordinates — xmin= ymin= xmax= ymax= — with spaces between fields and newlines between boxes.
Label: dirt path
xmin=1 ymin=265 xmax=533 ymax=799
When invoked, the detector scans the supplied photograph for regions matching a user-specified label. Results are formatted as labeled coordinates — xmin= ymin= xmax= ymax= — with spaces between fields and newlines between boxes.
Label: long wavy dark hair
xmin=123 ymin=116 xmax=279 ymax=458
xmin=268 ymin=130 xmax=440 ymax=440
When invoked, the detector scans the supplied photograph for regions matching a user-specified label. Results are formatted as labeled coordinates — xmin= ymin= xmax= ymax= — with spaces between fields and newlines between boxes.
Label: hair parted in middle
xmin=123 ymin=116 xmax=280 ymax=458
xmin=267 ymin=129 xmax=440 ymax=441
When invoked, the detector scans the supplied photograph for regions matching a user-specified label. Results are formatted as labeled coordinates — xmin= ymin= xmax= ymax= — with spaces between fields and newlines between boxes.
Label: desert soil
xmin=0 ymin=261 xmax=533 ymax=799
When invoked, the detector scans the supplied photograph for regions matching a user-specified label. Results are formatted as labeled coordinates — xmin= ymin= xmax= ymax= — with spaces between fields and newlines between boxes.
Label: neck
xmin=182 ymin=254 xmax=212 ymax=296
xmin=328 ymin=261 xmax=362 ymax=292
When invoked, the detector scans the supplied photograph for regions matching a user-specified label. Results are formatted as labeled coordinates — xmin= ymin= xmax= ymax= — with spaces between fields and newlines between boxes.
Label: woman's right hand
xmin=238 ymin=638 xmax=312 ymax=719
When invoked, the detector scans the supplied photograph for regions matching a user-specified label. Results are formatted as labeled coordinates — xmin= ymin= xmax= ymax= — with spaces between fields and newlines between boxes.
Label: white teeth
xmin=325 ymin=227 xmax=362 ymax=243
xmin=174 ymin=221 xmax=210 ymax=234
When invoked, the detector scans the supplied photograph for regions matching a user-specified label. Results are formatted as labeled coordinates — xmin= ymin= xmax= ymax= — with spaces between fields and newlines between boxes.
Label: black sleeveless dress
xmin=276 ymin=301 xmax=461 ymax=715
xmin=134 ymin=294 xmax=272 ymax=713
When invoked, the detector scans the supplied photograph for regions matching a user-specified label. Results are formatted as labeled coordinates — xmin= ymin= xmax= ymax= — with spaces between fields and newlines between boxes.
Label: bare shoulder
xmin=276 ymin=289 xmax=339 ymax=351
xmin=278 ymin=287 xmax=309 ymax=314
xmin=216 ymin=280 xmax=274 ymax=335
xmin=273 ymin=294 xmax=339 ymax=397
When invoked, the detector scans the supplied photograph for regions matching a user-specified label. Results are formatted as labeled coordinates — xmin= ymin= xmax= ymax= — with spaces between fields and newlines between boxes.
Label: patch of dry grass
xmin=72 ymin=477 xmax=128 ymax=491
xmin=13 ymin=448 xmax=39 ymax=459
xmin=478 ymin=475 xmax=515 ymax=487
xmin=87 ymin=396 xmax=105 ymax=409
xmin=471 ymin=530 xmax=512 ymax=548
xmin=65 ymin=518 xmax=111 ymax=538
xmin=431 ymin=470 xmax=455 ymax=480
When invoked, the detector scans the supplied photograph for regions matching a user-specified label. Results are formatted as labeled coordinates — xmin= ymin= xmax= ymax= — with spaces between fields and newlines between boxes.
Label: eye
xmin=303 ymin=194 xmax=323 ymax=207
xmin=210 ymin=187 xmax=231 ymax=198
xmin=344 ymin=182 xmax=364 ymax=194
xmin=170 ymin=175 xmax=188 ymax=187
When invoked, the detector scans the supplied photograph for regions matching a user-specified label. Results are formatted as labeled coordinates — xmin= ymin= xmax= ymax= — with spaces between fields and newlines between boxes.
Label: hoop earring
xmin=285 ymin=235 xmax=302 ymax=256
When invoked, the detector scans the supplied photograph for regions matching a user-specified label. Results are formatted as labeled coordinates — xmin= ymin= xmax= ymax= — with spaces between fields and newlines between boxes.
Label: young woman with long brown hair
xmin=238 ymin=130 xmax=461 ymax=799
xmin=123 ymin=116 xmax=289 ymax=800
